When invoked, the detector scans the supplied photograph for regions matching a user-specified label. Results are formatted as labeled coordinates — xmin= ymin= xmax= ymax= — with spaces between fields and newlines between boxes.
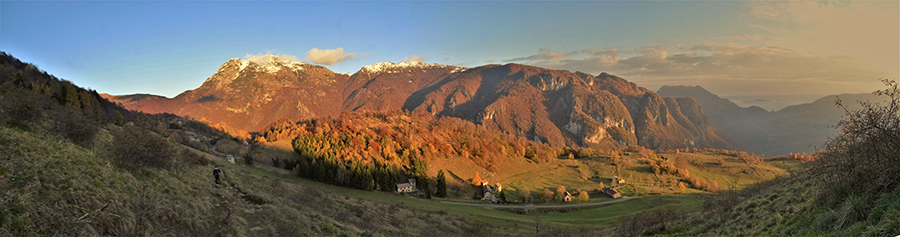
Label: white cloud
xmin=244 ymin=52 xmax=298 ymax=64
xmin=404 ymin=55 xmax=426 ymax=62
xmin=305 ymin=48 xmax=362 ymax=65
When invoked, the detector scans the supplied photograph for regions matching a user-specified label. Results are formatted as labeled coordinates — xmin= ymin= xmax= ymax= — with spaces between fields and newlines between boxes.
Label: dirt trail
xmin=440 ymin=196 xmax=637 ymax=209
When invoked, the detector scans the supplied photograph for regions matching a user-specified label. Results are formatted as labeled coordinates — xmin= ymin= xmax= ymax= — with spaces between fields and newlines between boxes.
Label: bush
xmin=52 ymin=107 xmax=98 ymax=147
xmin=813 ymin=79 xmax=900 ymax=229
xmin=110 ymin=126 xmax=177 ymax=170
xmin=815 ymin=79 xmax=900 ymax=206
xmin=0 ymin=83 xmax=44 ymax=129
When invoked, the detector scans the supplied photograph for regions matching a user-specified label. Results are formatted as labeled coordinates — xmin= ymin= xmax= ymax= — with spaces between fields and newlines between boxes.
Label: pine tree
xmin=436 ymin=169 xmax=447 ymax=197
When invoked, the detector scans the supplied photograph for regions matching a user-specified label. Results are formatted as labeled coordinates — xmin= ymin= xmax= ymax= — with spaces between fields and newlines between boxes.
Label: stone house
xmin=396 ymin=179 xmax=417 ymax=193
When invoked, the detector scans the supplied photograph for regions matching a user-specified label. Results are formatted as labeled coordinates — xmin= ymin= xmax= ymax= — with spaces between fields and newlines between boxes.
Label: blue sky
xmin=2 ymin=1 xmax=897 ymax=110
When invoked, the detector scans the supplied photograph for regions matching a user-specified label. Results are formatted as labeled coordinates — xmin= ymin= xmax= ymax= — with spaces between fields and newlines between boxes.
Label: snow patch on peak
xmin=257 ymin=61 xmax=306 ymax=74
xmin=361 ymin=61 xmax=457 ymax=74
xmin=451 ymin=67 xmax=468 ymax=73
xmin=218 ymin=57 xmax=308 ymax=75
xmin=239 ymin=60 xmax=249 ymax=71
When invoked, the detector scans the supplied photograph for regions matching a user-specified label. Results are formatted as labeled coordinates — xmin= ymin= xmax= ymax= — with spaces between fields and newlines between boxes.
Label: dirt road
xmin=440 ymin=196 xmax=637 ymax=209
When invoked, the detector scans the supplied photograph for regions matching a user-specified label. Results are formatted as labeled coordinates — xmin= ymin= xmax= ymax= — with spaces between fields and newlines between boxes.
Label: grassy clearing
xmin=429 ymin=148 xmax=800 ymax=203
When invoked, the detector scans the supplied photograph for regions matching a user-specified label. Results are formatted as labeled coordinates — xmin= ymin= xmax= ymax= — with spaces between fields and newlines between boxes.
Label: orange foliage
xmin=286 ymin=111 xmax=559 ymax=172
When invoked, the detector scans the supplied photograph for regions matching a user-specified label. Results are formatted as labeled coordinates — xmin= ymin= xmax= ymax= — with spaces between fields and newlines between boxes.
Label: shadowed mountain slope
xmin=658 ymin=85 xmax=883 ymax=155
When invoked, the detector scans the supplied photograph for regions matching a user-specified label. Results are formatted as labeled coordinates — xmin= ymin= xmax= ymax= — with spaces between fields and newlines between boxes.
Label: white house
xmin=396 ymin=179 xmax=417 ymax=193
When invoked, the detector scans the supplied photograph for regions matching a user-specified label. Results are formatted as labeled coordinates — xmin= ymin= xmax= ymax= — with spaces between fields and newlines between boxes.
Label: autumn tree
xmin=555 ymin=185 xmax=567 ymax=201
xmin=520 ymin=188 xmax=532 ymax=203
xmin=471 ymin=171 xmax=482 ymax=186
xmin=675 ymin=155 xmax=688 ymax=171
xmin=678 ymin=182 xmax=686 ymax=194
xmin=539 ymin=188 xmax=554 ymax=202
xmin=578 ymin=190 xmax=589 ymax=201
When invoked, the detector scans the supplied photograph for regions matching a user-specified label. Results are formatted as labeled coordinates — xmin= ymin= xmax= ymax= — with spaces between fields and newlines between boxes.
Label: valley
xmin=2 ymin=51 xmax=897 ymax=236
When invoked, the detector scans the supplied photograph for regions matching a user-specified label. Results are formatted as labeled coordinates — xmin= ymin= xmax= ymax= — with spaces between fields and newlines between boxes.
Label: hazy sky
xmin=2 ymin=1 xmax=897 ymax=108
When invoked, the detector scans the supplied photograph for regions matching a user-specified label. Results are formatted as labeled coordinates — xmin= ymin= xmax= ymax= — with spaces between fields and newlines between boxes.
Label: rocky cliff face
xmin=105 ymin=58 xmax=746 ymax=151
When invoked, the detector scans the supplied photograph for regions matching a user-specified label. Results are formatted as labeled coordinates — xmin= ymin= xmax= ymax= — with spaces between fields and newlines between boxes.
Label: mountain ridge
xmin=105 ymin=58 xmax=746 ymax=151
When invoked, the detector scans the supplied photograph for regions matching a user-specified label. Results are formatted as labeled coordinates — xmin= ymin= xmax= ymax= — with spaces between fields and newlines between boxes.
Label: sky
xmin=2 ymin=1 xmax=898 ymax=111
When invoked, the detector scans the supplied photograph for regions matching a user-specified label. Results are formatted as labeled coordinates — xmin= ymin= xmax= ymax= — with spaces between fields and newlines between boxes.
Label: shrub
xmin=52 ymin=107 xmax=98 ymax=147
xmin=110 ymin=126 xmax=177 ymax=170
xmin=0 ymin=83 xmax=45 ymax=129
xmin=814 ymin=79 xmax=900 ymax=211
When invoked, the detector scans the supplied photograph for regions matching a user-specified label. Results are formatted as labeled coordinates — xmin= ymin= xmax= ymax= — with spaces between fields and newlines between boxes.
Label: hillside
xmin=658 ymin=85 xmax=883 ymax=155
xmin=105 ymin=58 xmax=746 ymax=151
xmin=0 ymin=121 xmax=510 ymax=236
xmin=251 ymin=110 xmax=793 ymax=199
xmin=1 ymin=51 xmax=821 ymax=236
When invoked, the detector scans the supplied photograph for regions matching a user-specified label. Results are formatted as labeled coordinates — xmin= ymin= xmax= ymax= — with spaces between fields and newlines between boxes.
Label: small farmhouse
xmin=603 ymin=187 xmax=622 ymax=198
xmin=563 ymin=191 xmax=573 ymax=202
xmin=611 ymin=176 xmax=625 ymax=185
xmin=396 ymin=179 xmax=418 ymax=193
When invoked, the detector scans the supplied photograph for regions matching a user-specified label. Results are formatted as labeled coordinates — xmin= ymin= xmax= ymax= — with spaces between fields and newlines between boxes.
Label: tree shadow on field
xmin=446 ymin=170 xmax=466 ymax=184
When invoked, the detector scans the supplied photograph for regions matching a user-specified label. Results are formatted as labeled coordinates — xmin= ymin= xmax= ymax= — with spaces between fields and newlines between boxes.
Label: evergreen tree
xmin=436 ymin=169 xmax=447 ymax=197
xmin=420 ymin=176 xmax=432 ymax=199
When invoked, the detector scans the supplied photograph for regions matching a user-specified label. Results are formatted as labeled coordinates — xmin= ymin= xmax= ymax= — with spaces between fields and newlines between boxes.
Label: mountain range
xmin=658 ymin=85 xmax=883 ymax=155
xmin=104 ymin=56 xmax=746 ymax=151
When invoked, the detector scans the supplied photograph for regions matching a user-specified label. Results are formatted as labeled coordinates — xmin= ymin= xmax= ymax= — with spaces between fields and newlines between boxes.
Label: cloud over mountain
xmin=305 ymin=48 xmax=362 ymax=65
xmin=404 ymin=55 xmax=426 ymax=62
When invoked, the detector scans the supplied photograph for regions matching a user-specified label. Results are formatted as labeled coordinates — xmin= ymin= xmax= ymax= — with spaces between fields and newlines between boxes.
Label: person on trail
xmin=213 ymin=166 xmax=222 ymax=184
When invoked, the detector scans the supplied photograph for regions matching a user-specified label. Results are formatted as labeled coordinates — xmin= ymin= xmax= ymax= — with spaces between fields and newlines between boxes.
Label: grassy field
xmin=426 ymin=147 xmax=800 ymax=202
xmin=240 ymin=139 xmax=805 ymax=235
